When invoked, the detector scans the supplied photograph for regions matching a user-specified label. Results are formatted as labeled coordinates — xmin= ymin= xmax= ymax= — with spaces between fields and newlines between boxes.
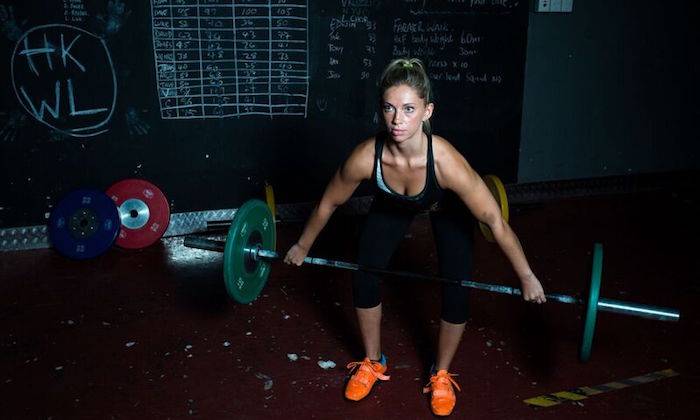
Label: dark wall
xmin=519 ymin=0 xmax=700 ymax=182
xmin=0 ymin=0 xmax=529 ymax=227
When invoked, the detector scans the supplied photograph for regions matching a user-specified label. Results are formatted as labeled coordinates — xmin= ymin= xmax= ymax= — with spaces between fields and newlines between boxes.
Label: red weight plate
xmin=106 ymin=178 xmax=170 ymax=249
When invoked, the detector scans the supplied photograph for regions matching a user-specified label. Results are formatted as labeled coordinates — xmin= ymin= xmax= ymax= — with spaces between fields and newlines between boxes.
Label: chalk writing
xmin=391 ymin=12 xmax=502 ymax=85
xmin=321 ymin=0 xmax=507 ymax=87
xmin=409 ymin=0 xmax=520 ymax=15
xmin=11 ymin=24 xmax=118 ymax=137
xmin=151 ymin=0 xmax=309 ymax=119
xmin=325 ymin=2 xmax=377 ymax=81
xmin=63 ymin=0 xmax=88 ymax=23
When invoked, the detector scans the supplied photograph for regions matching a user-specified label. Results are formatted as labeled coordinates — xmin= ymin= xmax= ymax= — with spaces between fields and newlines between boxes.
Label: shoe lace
xmin=423 ymin=371 xmax=461 ymax=394
xmin=346 ymin=358 xmax=390 ymax=384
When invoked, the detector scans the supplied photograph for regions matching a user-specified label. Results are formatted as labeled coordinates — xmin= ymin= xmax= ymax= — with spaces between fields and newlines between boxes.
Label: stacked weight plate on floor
xmin=49 ymin=179 xmax=170 ymax=258
xmin=49 ymin=189 xmax=121 ymax=259
xmin=106 ymin=178 xmax=171 ymax=249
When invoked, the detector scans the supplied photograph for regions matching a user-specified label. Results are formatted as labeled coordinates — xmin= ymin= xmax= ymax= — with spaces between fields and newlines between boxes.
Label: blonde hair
xmin=377 ymin=58 xmax=433 ymax=134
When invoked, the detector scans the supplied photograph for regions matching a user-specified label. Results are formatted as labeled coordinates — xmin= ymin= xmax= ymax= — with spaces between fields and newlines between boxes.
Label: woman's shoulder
xmin=431 ymin=134 xmax=464 ymax=164
xmin=340 ymin=136 xmax=378 ymax=179
xmin=352 ymin=135 xmax=379 ymax=158
xmin=431 ymin=134 xmax=478 ymax=188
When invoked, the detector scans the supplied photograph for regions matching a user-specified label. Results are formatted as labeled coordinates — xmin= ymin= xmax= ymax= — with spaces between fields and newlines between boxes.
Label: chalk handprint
xmin=97 ymin=0 xmax=132 ymax=37
xmin=125 ymin=107 xmax=150 ymax=137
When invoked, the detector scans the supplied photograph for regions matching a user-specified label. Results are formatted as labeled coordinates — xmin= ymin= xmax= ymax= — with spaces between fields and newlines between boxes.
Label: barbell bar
xmin=182 ymin=199 xmax=680 ymax=362
xmin=183 ymin=236 xmax=679 ymax=321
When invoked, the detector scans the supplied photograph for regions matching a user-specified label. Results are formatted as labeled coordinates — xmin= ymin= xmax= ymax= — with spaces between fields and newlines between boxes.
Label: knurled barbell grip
xmin=254 ymin=248 xmax=581 ymax=305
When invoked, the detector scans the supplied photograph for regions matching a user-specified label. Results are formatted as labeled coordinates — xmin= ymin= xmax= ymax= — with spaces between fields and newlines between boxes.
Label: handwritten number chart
xmin=151 ymin=0 xmax=309 ymax=119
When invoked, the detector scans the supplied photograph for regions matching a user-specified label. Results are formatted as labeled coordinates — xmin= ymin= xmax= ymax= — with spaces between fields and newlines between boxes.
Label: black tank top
xmin=371 ymin=131 xmax=443 ymax=212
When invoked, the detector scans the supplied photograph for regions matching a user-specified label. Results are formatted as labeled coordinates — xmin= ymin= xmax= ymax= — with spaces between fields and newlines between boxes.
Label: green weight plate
xmin=580 ymin=243 xmax=603 ymax=362
xmin=223 ymin=199 xmax=275 ymax=304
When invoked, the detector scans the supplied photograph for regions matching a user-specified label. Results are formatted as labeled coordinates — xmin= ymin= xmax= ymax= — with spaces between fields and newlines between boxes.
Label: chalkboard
xmin=0 ymin=0 xmax=528 ymax=227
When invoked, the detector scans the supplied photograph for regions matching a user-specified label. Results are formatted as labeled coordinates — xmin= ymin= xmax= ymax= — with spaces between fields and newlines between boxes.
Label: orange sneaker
xmin=344 ymin=357 xmax=390 ymax=401
xmin=423 ymin=369 xmax=461 ymax=416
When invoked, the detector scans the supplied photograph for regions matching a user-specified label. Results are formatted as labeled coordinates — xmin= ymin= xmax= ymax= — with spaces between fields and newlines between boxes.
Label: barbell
xmin=182 ymin=199 xmax=680 ymax=362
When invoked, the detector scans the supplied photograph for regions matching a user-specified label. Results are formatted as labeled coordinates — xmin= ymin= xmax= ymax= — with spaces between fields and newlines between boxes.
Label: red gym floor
xmin=1 ymin=189 xmax=698 ymax=419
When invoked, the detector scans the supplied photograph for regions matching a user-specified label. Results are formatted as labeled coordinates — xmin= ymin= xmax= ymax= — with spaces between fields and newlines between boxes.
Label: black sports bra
xmin=371 ymin=131 xmax=443 ymax=212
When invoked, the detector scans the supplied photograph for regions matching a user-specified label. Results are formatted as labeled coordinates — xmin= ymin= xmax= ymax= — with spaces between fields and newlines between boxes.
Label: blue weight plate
xmin=49 ymin=188 xmax=121 ymax=259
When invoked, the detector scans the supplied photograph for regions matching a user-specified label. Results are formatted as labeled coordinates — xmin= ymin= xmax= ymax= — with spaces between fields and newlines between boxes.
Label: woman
xmin=284 ymin=58 xmax=545 ymax=417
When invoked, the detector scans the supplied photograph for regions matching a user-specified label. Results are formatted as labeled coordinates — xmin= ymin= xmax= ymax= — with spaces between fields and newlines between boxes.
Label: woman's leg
xmin=353 ymin=199 xmax=414 ymax=359
xmin=434 ymin=320 xmax=466 ymax=371
xmin=430 ymin=191 xmax=475 ymax=371
xmin=345 ymin=200 xmax=414 ymax=401
xmin=356 ymin=305 xmax=383 ymax=360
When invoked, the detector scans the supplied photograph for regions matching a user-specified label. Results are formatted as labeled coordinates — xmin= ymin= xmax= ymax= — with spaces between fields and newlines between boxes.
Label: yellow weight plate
xmin=264 ymin=182 xmax=276 ymax=250
xmin=478 ymin=174 xmax=509 ymax=242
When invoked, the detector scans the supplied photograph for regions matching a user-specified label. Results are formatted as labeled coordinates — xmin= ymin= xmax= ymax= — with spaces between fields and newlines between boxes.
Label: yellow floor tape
xmin=524 ymin=369 xmax=679 ymax=408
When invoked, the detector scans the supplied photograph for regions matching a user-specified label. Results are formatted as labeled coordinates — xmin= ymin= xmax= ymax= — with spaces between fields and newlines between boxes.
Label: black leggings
xmin=353 ymin=192 xmax=475 ymax=324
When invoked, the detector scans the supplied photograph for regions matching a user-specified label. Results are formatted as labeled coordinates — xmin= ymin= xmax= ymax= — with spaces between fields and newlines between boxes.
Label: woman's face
xmin=381 ymin=84 xmax=434 ymax=143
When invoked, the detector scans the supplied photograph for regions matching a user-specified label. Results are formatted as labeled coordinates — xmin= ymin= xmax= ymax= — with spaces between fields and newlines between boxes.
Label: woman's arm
xmin=284 ymin=139 xmax=375 ymax=265
xmin=433 ymin=137 xmax=546 ymax=303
